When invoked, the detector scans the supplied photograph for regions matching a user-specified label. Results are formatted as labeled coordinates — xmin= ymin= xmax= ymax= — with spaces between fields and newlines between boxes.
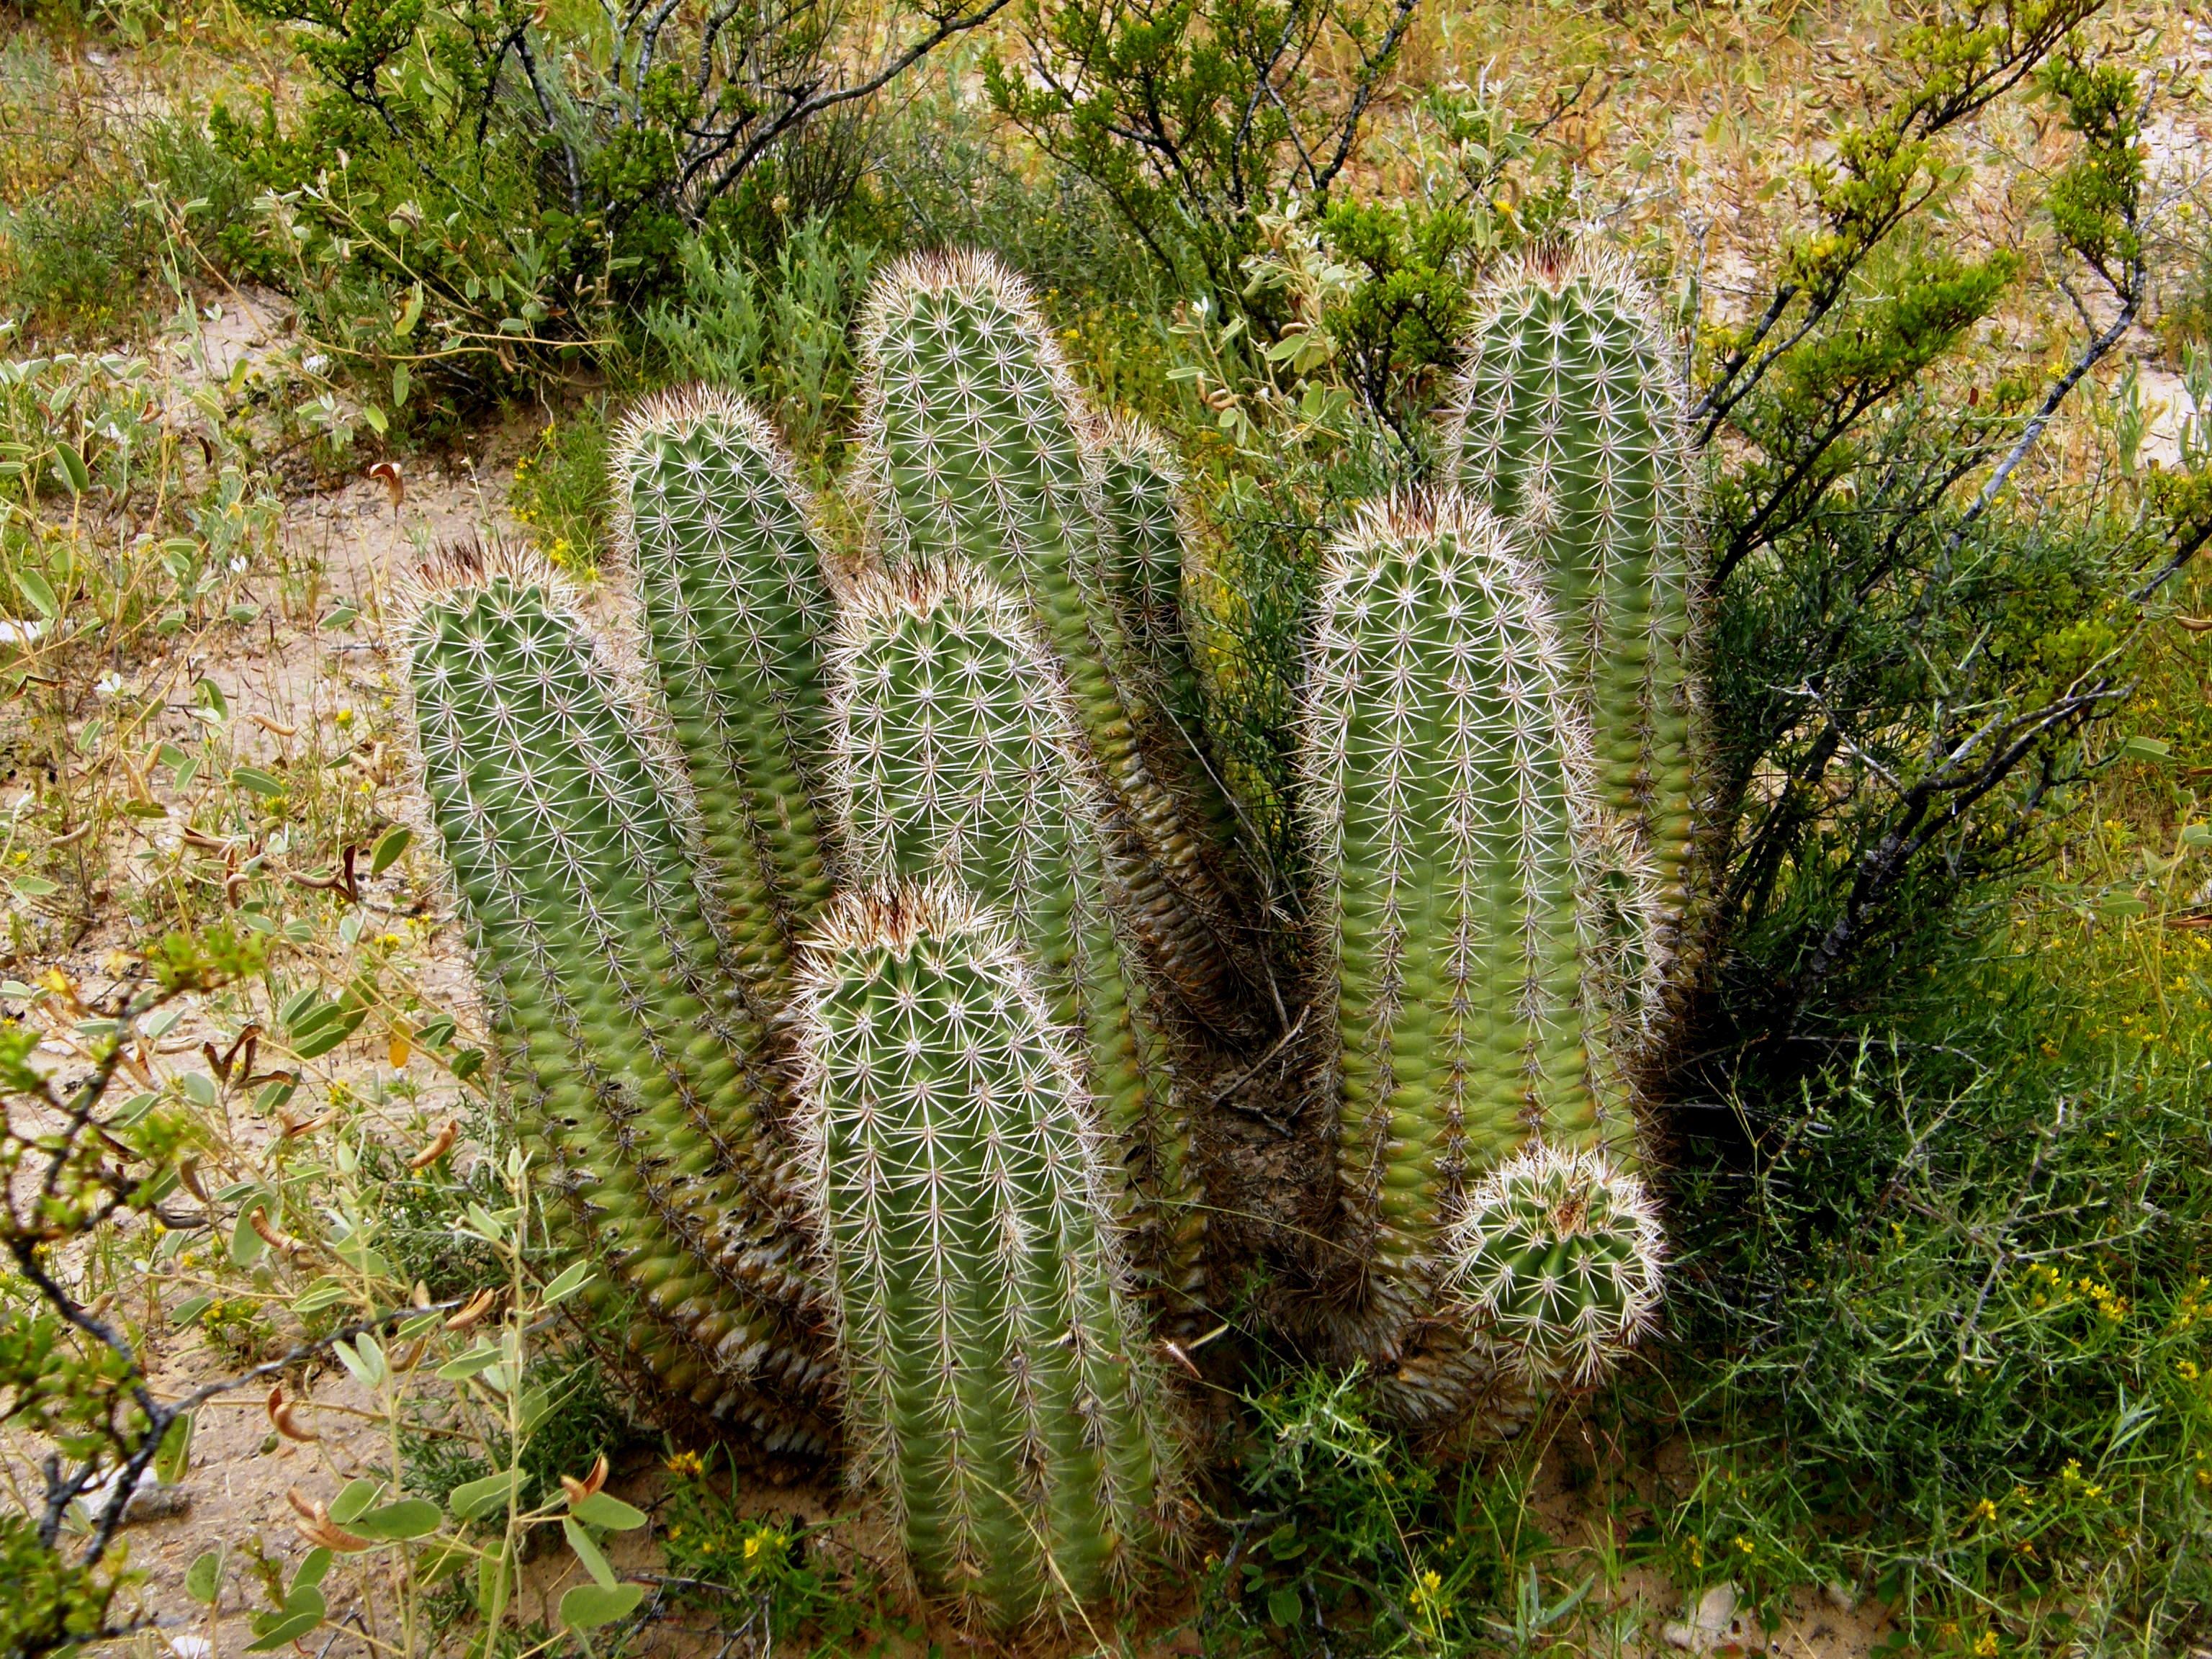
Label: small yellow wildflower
xmin=1970 ymin=1498 xmax=1998 ymax=1524
xmin=1973 ymin=1631 xmax=2000 ymax=1658
xmin=665 ymin=1449 xmax=706 ymax=1478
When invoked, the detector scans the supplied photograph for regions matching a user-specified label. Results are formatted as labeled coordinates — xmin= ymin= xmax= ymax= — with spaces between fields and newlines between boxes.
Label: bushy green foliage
xmin=1663 ymin=905 xmax=2212 ymax=1641
xmin=636 ymin=225 xmax=877 ymax=467
xmin=990 ymin=0 xmax=1419 ymax=331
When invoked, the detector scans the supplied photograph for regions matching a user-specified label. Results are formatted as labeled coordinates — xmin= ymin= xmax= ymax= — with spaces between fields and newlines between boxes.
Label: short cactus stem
xmin=1444 ymin=1141 xmax=1665 ymax=1386
xmin=1447 ymin=246 xmax=1701 ymax=1010
xmin=793 ymin=884 xmax=1182 ymax=1628
xmin=1299 ymin=493 xmax=1619 ymax=1297
xmin=827 ymin=564 xmax=1203 ymax=1304
xmin=610 ymin=387 xmax=840 ymax=1002
xmin=404 ymin=550 xmax=832 ymax=1454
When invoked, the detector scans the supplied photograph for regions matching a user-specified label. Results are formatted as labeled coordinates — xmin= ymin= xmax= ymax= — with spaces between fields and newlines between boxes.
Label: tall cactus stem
xmin=793 ymin=883 xmax=1182 ymax=1628
xmin=1089 ymin=412 xmax=1249 ymax=866
xmin=856 ymin=251 xmax=1261 ymax=1036
xmin=827 ymin=563 xmax=1203 ymax=1307
xmin=610 ymin=387 xmax=841 ymax=1007
xmin=403 ymin=549 xmax=832 ymax=1454
xmin=1298 ymin=493 xmax=1622 ymax=1303
xmin=1445 ymin=246 xmax=1701 ymax=1019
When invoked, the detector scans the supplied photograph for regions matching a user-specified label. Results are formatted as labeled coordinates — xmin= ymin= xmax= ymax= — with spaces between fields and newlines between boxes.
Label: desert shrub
xmin=991 ymin=0 xmax=1421 ymax=332
xmin=634 ymin=221 xmax=878 ymax=467
xmin=1660 ymin=881 xmax=2212 ymax=1643
xmin=210 ymin=0 xmax=1007 ymax=415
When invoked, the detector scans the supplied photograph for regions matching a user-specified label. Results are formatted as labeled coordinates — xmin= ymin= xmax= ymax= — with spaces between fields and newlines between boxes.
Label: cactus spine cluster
xmin=405 ymin=235 xmax=1702 ymax=1619
xmin=794 ymin=884 xmax=1179 ymax=1628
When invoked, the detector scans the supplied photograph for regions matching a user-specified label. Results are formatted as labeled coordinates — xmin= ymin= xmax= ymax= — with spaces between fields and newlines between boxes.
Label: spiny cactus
xmin=403 ymin=549 xmax=833 ymax=1455
xmin=1444 ymin=1141 xmax=1665 ymax=1388
xmin=610 ymin=388 xmax=841 ymax=1004
xmin=405 ymin=233 xmax=1697 ymax=1571
xmin=793 ymin=883 xmax=1182 ymax=1628
xmin=1300 ymin=494 xmax=1621 ymax=1267
xmin=858 ymin=253 xmax=1260 ymax=1035
xmin=1297 ymin=493 xmax=1653 ymax=1422
xmin=1092 ymin=413 xmax=1247 ymax=864
xmin=827 ymin=564 xmax=1202 ymax=1305
xmin=1444 ymin=248 xmax=1701 ymax=1011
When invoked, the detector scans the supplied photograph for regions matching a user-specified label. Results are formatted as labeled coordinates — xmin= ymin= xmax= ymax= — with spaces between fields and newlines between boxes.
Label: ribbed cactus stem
xmin=611 ymin=388 xmax=840 ymax=1001
xmin=794 ymin=884 xmax=1180 ymax=1628
xmin=1299 ymin=494 xmax=1619 ymax=1298
xmin=1446 ymin=247 xmax=1699 ymax=1010
xmin=858 ymin=252 xmax=1256 ymax=1033
xmin=1445 ymin=1141 xmax=1664 ymax=1386
xmin=1090 ymin=413 xmax=1246 ymax=863
xmin=827 ymin=565 xmax=1202 ymax=1303
xmin=405 ymin=551 xmax=832 ymax=1454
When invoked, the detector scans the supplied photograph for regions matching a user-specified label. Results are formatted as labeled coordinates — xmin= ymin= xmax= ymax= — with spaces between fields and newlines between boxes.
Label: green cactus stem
xmin=404 ymin=549 xmax=832 ymax=1455
xmin=856 ymin=251 xmax=1259 ymax=1035
xmin=1445 ymin=247 xmax=1701 ymax=1012
xmin=793 ymin=883 xmax=1181 ymax=1628
xmin=1090 ymin=412 xmax=1247 ymax=864
xmin=827 ymin=563 xmax=1202 ymax=1304
xmin=609 ymin=387 xmax=840 ymax=1004
xmin=1444 ymin=1141 xmax=1665 ymax=1386
xmin=1298 ymin=493 xmax=1622 ymax=1308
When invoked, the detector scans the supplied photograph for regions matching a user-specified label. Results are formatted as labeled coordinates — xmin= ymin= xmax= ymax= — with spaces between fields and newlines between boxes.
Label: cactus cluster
xmin=403 ymin=240 xmax=1701 ymax=1624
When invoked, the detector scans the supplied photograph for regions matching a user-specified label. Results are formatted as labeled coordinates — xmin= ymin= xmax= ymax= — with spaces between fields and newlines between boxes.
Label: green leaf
xmin=292 ymin=1276 xmax=353 ymax=1315
xmin=541 ymin=1260 xmax=592 ymax=1305
xmin=369 ymin=824 xmax=411 ymax=876
xmin=350 ymin=1498 xmax=442 ymax=1541
xmin=1267 ymin=1586 xmax=1302 ymax=1628
xmin=559 ymin=1582 xmax=644 ymax=1631
xmin=184 ymin=1549 xmax=222 ymax=1605
xmin=171 ymin=1294 xmax=212 ymax=1327
xmin=230 ymin=765 xmax=287 ymax=799
xmin=392 ymin=363 xmax=411 ymax=408
xmin=11 ymin=875 xmax=58 ymax=899
xmin=155 ymin=1412 xmax=193 ymax=1485
xmin=563 ymin=1517 xmax=618 ymax=1590
xmin=333 ymin=1333 xmax=387 ymax=1390
xmin=15 ymin=569 xmax=58 ymax=619
xmin=416 ymin=1538 xmax=472 ymax=1584
xmin=449 ymin=1468 xmax=523 ymax=1521
xmin=246 ymin=1610 xmax=322 ymax=1650
xmin=569 ymin=1491 xmax=647 ymax=1531
xmin=2182 ymin=822 xmax=2212 ymax=849
xmin=53 ymin=441 xmax=90 ymax=495
xmin=230 ymin=1208 xmax=266 ymax=1267
xmin=437 ymin=1344 xmax=503 ymax=1381
xmin=292 ymin=1548 xmax=333 ymax=1593
xmin=329 ymin=1478 xmax=382 ymax=1524
xmin=2118 ymin=735 xmax=2172 ymax=762
xmin=360 ymin=403 xmax=388 ymax=436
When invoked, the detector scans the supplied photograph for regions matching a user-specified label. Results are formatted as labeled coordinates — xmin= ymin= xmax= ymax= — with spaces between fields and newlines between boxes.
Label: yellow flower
xmin=1974 ymin=1632 xmax=2000 ymax=1658
xmin=1971 ymin=1498 xmax=1998 ymax=1524
xmin=664 ymin=1450 xmax=705 ymax=1478
xmin=2178 ymin=1359 xmax=2200 ymax=1382
xmin=744 ymin=1534 xmax=762 ymax=1561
